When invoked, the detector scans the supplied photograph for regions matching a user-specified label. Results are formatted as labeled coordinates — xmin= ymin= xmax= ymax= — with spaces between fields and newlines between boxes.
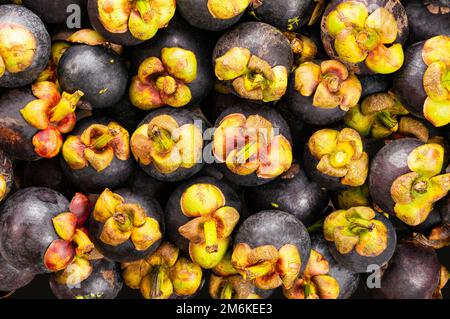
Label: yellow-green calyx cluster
xmin=213 ymin=113 xmax=293 ymax=179
xmin=207 ymin=0 xmax=251 ymax=20
xmin=283 ymin=250 xmax=340 ymax=299
xmin=294 ymin=60 xmax=362 ymax=110
xmin=62 ymin=122 xmax=130 ymax=172
xmin=231 ymin=243 xmax=301 ymax=290
xmin=308 ymin=128 xmax=369 ymax=186
xmin=179 ymin=183 xmax=240 ymax=269
xmin=421 ymin=35 xmax=450 ymax=127
xmin=344 ymin=92 xmax=413 ymax=139
xmin=121 ymin=242 xmax=203 ymax=299
xmin=214 ymin=47 xmax=288 ymax=102
xmin=93 ymin=189 xmax=162 ymax=250
xmin=97 ymin=0 xmax=175 ymax=41
xmin=130 ymin=114 xmax=203 ymax=174
xmin=284 ymin=32 xmax=318 ymax=65
xmin=324 ymin=206 xmax=388 ymax=257
xmin=130 ymin=48 xmax=198 ymax=110
xmin=0 ymin=23 xmax=37 ymax=78
xmin=391 ymin=144 xmax=450 ymax=226
xmin=324 ymin=2 xmax=404 ymax=74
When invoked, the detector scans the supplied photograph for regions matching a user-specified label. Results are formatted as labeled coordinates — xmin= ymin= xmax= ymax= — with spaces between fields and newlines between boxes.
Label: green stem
xmin=235 ymin=142 xmax=258 ymax=164
xmin=220 ymin=281 xmax=233 ymax=299
xmin=92 ymin=132 xmax=114 ymax=150
xmin=377 ymin=111 xmax=398 ymax=130
xmin=204 ymin=219 xmax=219 ymax=253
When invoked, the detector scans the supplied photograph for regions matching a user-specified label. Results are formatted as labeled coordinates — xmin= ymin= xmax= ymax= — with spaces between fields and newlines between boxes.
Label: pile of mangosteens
xmin=0 ymin=0 xmax=449 ymax=301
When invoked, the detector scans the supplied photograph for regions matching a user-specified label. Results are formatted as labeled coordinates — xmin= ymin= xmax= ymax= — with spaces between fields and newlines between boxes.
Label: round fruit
xmin=89 ymin=188 xmax=165 ymax=263
xmin=0 ymin=254 xmax=35 ymax=292
xmin=23 ymin=0 xmax=88 ymax=25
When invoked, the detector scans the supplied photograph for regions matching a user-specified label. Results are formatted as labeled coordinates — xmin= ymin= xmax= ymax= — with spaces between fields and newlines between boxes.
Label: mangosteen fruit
xmin=87 ymin=0 xmax=176 ymax=46
xmin=283 ymin=30 xmax=323 ymax=66
xmin=393 ymin=35 xmax=450 ymax=127
xmin=23 ymin=0 xmax=88 ymax=25
xmin=404 ymin=0 xmax=450 ymax=43
xmin=0 ymin=148 xmax=13 ymax=203
xmin=209 ymin=250 xmax=273 ymax=299
xmin=285 ymin=59 xmax=362 ymax=126
xmin=231 ymin=210 xmax=311 ymax=291
xmin=89 ymin=188 xmax=164 ymax=263
xmin=324 ymin=206 xmax=397 ymax=273
xmin=283 ymin=234 xmax=360 ymax=299
xmin=58 ymin=44 xmax=128 ymax=109
xmin=303 ymin=127 xmax=369 ymax=191
xmin=177 ymin=0 xmax=249 ymax=31
xmin=244 ymin=164 xmax=329 ymax=226
xmin=359 ymin=74 xmax=393 ymax=99
xmin=320 ymin=0 xmax=408 ymax=75
xmin=165 ymin=177 xmax=242 ymax=269
xmin=130 ymin=107 xmax=205 ymax=182
xmin=0 ymin=188 xmax=95 ymax=275
xmin=60 ymin=117 xmax=134 ymax=194
xmin=367 ymin=240 xmax=447 ymax=298
xmin=0 ymin=82 xmax=83 ymax=161
xmin=129 ymin=18 xmax=213 ymax=111
xmin=212 ymin=21 xmax=293 ymax=103
xmin=0 ymin=5 xmax=51 ymax=88
xmin=249 ymin=0 xmax=325 ymax=32
xmin=332 ymin=184 xmax=371 ymax=210
xmin=50 ymin=258 xmax=123 ymax=299
xmin=370 ymin=138 xmax=450 ymax=226
xmin=212 ymin=103 xmax=293 ymax=186
xmin=0 ymin=254 xmax=35 ymax=293
xmin=121 ymin=242 xmax=204 ymax=299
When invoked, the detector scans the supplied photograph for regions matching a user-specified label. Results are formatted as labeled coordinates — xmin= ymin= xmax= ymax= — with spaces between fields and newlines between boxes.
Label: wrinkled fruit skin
xmin=369 ymin=138 xmax=424 ymax=217
xmin=327 ymin=212 xmax=397 ymax=273
xmin=23 ymin=0 xmax=88 ymax=25
xmin=165 ymin=176 xmax=243 ymax=252
xmin=0 ymin=148 xmax=13 ymax=202
xmin=177 ymin=0 xmax=245 ymax=31
xmin=233 ymin=210 xmax=311 ymax=273
xmin=244 ymin=165 xmax=329 ymax=226
xmin=60 ymin=117 xmax=134 ymax=194
xmin=50 ymin=258 xmax=123 ymax=299
xmin=0 ymin=187 xmax=69 ymax=273
xmin=213 ymin=103 xmax=293 ymax=186
xmin=367 ymin=241 xmax=441 ymax=298
xmin=0 ymin=253 xmax=35 ymax=292
xmin=58 ymin=45 xmax=128 ymax=109
xmin=131 ymin=17 xmax=214 ymax=108
xmin=89 ymin=188 xmax=165 ymax=262
xmin=0 ymin=5 xmax=51 ymax=88
xmin=310 ymin=234 xmax=360 ymax=299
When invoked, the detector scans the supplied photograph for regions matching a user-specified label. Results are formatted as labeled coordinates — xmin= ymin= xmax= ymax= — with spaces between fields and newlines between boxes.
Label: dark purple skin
xmin=359 ymin=74 xmax=393 ymax=99
xmin=369 ymin=138 xmax=424 ymax=217
xmin=285 ymin=65 xmax=347 ymax=126
xmin=328 ymin=212 xmax=397 ymax=273
xmin=58 ymin=45 xmax=128 ymax=109
xmin=0 ymin=148 xmax=13 ymax=202
xmin=320 ymin=0 xmax=409 ymax=75
xmin=0 ymin=187 xmax=69 ymax=274
xmin=0 ymin=87 xmax=40 ymax=161
xmin=135 ymin=107 xmax=205 ymax=182
xmin=89 ymin=188 xmax=165 ymax=263
xmin=233 ymin=210 xmax=311 ymax=273
xmin=49 ymin=258 xmax=123 ymax=299
xmin=131 ymin=17 xmax=214 ymax=109
xmin=59 ymin=117 xmax=134 ymax=194
xmin=393 ymin=41 xmax=429 ymax=119
xmin=176 ymin=0 xmax=245 ymax=31
xmin=310 ymin=234 xmax=360 ymax=299
xmin=404 ymin=0 xmax=450 ymax=43
xmin=250 ymin=0 xmax=319 ymax=31
xmin=244 ymin=165 xmax=329 ymax=227
xmin=367 ymin=241 xmax=441 ymax=299
xmin=165 ymin=176 xmax=242 ymax=252
xmin=23 ymin=0 xmax=88 ymax=25
xmin=213 ymin=103 xmax=293 ymax=187
xmin=0 ymin=253 xmax=35 ymax=292
xmin=87 ymin=0 xmax=143 ymax=46
xmin=212 ymin=22 xmax=294 ymax=100
xmin=24 ymin=158 xmax=75 ymax=198
xmin=0 ymin=5 xmax=51 ymax=88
